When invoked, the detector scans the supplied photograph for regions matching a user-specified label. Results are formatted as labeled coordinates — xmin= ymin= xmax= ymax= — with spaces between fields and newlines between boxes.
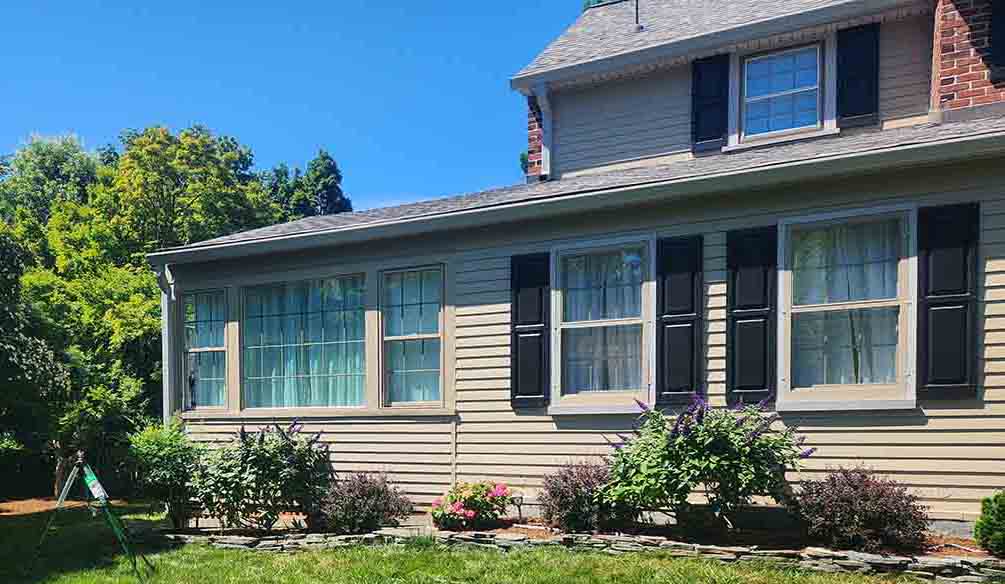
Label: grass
xmin=0 ymin=503 xmax=922 ymax=584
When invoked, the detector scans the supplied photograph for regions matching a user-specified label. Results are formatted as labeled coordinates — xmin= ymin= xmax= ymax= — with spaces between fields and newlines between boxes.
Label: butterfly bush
xmin=431 ymin=481 xmax=514 ymax=530
xmin=602 ymin=396 xmax=810 ymax=529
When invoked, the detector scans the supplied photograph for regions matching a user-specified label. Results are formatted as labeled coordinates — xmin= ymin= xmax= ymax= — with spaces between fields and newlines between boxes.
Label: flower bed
xmin=157 ymin=528 xmax=1005 ymax=581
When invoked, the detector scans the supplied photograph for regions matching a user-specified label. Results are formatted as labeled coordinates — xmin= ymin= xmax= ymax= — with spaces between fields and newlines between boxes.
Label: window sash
xmin=381 ymin=267 xmax=444 ymax=405
xmin=182 ymin=290 xmax=227 ymax=409
xmin=742 ymin=45 xmax=823 ymax=139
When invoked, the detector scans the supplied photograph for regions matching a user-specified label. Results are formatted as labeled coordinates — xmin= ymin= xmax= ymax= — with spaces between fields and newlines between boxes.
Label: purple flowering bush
xmin=540 ymin=462 xmax=635 ymax=532
xmin=431 ymin=481 xmax=514 ymax=530
xmin=602 ymin=397 xmax=810 ymax=529
xmin=794 ymin=468 xmax=929 ymax=552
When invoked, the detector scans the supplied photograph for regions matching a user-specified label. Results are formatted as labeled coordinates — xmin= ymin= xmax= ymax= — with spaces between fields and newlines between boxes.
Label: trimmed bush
xmin=540 ymin=462 xmax=634 ymax=532
xmin=794 ymin=468 xmax=928 ymax=552
xmin=603 ymin=397 xmax=810 ymax=529
xmin=431 ymin=482 xmax=513 ymax=530
xmin=191 ymin=423 xmax=332 ymax=531
xmin=975 ymin=490 xmax=1005 ymax=557
xmin=318 ymin=473 xmax=413 ymax=535
xmin=128 ymin=421 xmax=202 ymax=528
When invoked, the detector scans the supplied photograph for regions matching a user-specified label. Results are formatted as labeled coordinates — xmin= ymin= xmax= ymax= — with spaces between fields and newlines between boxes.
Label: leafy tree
xmin=262 ymin=162 xmax=304 ymax=219
xmin=299 ymin=149 xmax=352 ymax=216
xmin=0 ymin=136 xmax=98 ymax=224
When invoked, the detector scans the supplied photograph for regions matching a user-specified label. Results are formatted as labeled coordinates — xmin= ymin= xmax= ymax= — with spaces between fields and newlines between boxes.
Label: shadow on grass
xmin=0 ymin=503 xmax=180 ymax=583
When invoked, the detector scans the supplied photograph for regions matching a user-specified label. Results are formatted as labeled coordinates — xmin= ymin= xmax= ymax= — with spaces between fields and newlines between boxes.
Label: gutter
xmin=510 ymin=0 xmax=922 ymax=92
xmin=148 ymin=128 xmax=1005 ymax=267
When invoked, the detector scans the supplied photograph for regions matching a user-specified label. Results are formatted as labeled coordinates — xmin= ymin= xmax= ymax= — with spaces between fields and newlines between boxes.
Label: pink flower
xmin=464 ymin=510 xmax=476 ymax=519
xmin=432 ymin=497 xmax=443 ymax=508
xmin=450 ymin=502 xmax=465 ymax=514
xmin=489 ymin=484 xmax=509 ymax=498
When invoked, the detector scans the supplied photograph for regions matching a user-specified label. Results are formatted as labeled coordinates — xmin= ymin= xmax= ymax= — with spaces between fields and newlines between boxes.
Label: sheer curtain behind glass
xmin=561 ymin=247 xmax=644 ymax=394
xmin=184 ymin=291 xmax=226 ymax=408
xmin=243 ymin=276 xmax=366 ymax=408
xmin=383 ymin=268 xmax=442 ymax=403
xmin=791 ymin=219 xmax=900 ymax=388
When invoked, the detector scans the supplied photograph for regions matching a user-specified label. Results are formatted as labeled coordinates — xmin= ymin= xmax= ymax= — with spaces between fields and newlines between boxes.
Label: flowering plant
xmin=602 ymin=397 xmax=811 ymax=529
xmin=431 ymin=481 xmax=514 ymax=530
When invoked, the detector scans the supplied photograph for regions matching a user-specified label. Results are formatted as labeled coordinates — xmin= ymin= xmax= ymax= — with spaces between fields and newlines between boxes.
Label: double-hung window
xmin=382 ymin=267 xmax=443 ymax=405
xmin=779 ymin=209 xmax=916 ymax=410
xmin=743 ymin=45 xmax=822 ymax=138
xmin=242 ymin=276 xmax=366 ymax=408
xmin=183 ymin=291 xmax=227 ymax=409
xmin=554 ymin=243 xmax=651 ymax=405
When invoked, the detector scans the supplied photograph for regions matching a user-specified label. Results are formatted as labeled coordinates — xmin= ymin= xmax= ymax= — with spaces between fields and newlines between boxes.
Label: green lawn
xmin=1 ymin=504 xmax=919 ymax=584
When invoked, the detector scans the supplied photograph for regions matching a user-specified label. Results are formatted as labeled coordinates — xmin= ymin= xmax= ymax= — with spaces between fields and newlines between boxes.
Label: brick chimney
xmin=526 ymin=95 xmax=544 ymax=181
xmin=932 ymin=0 xmax=1005 ymax=112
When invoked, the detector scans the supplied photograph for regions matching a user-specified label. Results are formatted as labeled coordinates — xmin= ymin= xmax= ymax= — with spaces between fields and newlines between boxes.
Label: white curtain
xmin=185 ymin=292 xmax=226 ymax=407
xmin=244 ymin=277 xmax=366 ymax=408
xmin=562 ymin=325 xmax=642 ymax=394
xmin=791 ymin=220 xmax=900 ymax=387
xmin=563 ymin=247 xmax=644 ymax=322
xmin=383 ymin=268 xmax=442 ymax=403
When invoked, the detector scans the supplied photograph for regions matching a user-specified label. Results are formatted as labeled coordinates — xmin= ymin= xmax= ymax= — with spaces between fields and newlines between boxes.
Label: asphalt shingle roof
xmin=169 ymin=115 xmax=1005 ymax=255
xmin=514 ymin=0 xmax=916 ymax=80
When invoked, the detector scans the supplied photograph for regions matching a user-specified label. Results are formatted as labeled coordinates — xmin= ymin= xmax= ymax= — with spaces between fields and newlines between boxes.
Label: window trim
xmin=741 ymin=44 xmax=823 ymax=141
xmin=180 ymin=289 xmax=229 ymax=411
xmin=548 ymin=235 xmax=657 ymax=412
xmin=239 ymin=273 xmax=369 ymax=411
xmin=776 ymin=203 xmax=919 ymax=412
xmin=727 ymin=34 xmax=839 ymax=150
xmin=379 ymin=264 xmax=446 ymax=408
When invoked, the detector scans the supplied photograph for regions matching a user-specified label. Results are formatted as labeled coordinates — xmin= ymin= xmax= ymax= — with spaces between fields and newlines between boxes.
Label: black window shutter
xmin=692 ymin=54 xmax=730 ymax=151
xmin=656 ymin=236 xmax=704 ymax=405
xmin=993 ymin=2 xmax=1005 ymax=67
xmin=511 ymin=253 xmax=550 ymax=408
xmin=918 ymin=203 xmax=979 ymax=400
xmin=837 ymin=24 xmax=880 ymax=127
xmin=726 ymin=227 xmax=777 ymax=406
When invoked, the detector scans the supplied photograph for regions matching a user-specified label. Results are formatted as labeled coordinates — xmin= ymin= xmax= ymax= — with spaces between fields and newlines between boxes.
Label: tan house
xmin=150 ymin=0 xmax=1005 ymax=532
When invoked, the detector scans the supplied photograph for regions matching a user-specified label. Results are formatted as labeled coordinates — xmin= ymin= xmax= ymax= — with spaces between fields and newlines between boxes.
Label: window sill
xmin=776 ymin=398 xmax=916 ymax=413
xmin=547 ymin=404 xmax=644 ymax=416
xmin=722 ymin=127 xmax=840 ymax=153
xmin=180 ymin=407 xmax=456 ymax=421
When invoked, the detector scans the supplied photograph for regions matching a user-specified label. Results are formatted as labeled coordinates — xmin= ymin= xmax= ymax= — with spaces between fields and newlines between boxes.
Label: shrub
xmin=191 ymin=423 xmax=332 ymax=531
xmin=128 ymin=421 xmax=202 ymax=528
xmin=431 ymin=482 xmax=513 ymax=530
xmin=975 ymin=491 xmax=1005 ymax=557
xmin=540 ymin=461 xmax=634 ymax=532
xmin=318 ymin=473 xmax=413 ymax=535
xmin=794 ymin=468 xmax=929 ymax=552
xmin=603 ymin=397 xmax=810 ymax=529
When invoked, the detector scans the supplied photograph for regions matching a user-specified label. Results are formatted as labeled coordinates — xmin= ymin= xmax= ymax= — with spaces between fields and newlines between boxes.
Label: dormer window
xmin=743 ymin=46 xmax=821 ymax=138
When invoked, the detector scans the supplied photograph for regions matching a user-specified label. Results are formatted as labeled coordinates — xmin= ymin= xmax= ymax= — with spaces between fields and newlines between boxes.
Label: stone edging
xmin=159 ymin=529 xmax=1005 ymax=582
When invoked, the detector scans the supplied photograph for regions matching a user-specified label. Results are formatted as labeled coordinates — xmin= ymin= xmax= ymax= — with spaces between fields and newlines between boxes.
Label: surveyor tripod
xmin=30 ymin=451 xmax=155 ymax=582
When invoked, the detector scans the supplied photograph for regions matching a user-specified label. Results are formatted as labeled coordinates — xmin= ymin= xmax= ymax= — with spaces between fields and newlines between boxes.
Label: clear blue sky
xmin=0 ymin=2 xmax=581 ymax=211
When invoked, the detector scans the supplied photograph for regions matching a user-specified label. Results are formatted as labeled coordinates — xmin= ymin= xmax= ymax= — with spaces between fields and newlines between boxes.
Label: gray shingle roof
xmin=165 ymin=115 xmax=1005 ymax=256
xmin=513 ymin=0 xmax=917 ymax=82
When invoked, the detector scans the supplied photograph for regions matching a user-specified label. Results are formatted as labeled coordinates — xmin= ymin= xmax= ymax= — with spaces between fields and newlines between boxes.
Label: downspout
xmin=155 ymin=264 xmax=177 ymax=425
xmin=533 ymin=83 xmax=554 ymax=180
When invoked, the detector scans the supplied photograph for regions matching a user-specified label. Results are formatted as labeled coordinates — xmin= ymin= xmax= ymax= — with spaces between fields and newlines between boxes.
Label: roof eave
xmin=148 ymin=130 xmax=1005 ymax=268
xmin=511 ymin=0 xmax=912 ymax=92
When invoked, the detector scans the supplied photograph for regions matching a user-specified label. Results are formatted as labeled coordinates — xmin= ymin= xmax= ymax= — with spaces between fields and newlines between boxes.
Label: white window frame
xmin=181 ymin=289 xmax=228 ymax=411
xmin=776 ymin=204 xmax=918 ymax=412
xmin=548 ymin=235 xmax=657 ymax=414
xmin=726 ymin=35 xmax=839 ymax=151
xmin=379 ymin=265 xmax=446 ymax=408
xmin=239 ymin=274 xmax=369 ymax=411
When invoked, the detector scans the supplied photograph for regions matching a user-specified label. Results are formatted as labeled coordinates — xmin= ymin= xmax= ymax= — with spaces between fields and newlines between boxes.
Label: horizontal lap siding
xmin=552 ymin=67 xmax=690 ymax=176
xmin=879 ymin=16 xmax=933 ymax=122
xmin=183 ymin=419 xmax=454 ymax=505
xmin=449 ymin=189 xmax=1005 ymax=522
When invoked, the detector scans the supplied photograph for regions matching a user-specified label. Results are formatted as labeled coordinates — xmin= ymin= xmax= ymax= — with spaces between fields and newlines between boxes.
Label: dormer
xmin=513 ymin=0 xmax=1005 ymax=181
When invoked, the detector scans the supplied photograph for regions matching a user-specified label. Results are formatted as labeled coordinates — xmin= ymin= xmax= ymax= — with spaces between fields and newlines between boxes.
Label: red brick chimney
xmin=526 ymin=95 xmax=544 ymax=181
xmin=932 ymin=0 xmax=1005 ymax=112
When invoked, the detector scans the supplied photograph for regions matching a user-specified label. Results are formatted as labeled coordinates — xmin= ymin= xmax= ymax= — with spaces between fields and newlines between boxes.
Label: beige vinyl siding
xmin=551 ymin=67 xmax=691 ymax=177
xmin=176 ymin=160 xmax=1005 ymax=522
xmin=183 ymin=418 xmax=455 ymax=506
xmin=879 ymin=15 xmax=933 ymax=122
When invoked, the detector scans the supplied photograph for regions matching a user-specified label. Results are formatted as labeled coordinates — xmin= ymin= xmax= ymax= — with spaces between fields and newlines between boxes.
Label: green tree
xmin=0 ymin=136 xmax=98 ymax=224
xmin=299 ymin=149 xmax=352 ymax=216
xmin=262 ymin=162 xmax=304 ymax=219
